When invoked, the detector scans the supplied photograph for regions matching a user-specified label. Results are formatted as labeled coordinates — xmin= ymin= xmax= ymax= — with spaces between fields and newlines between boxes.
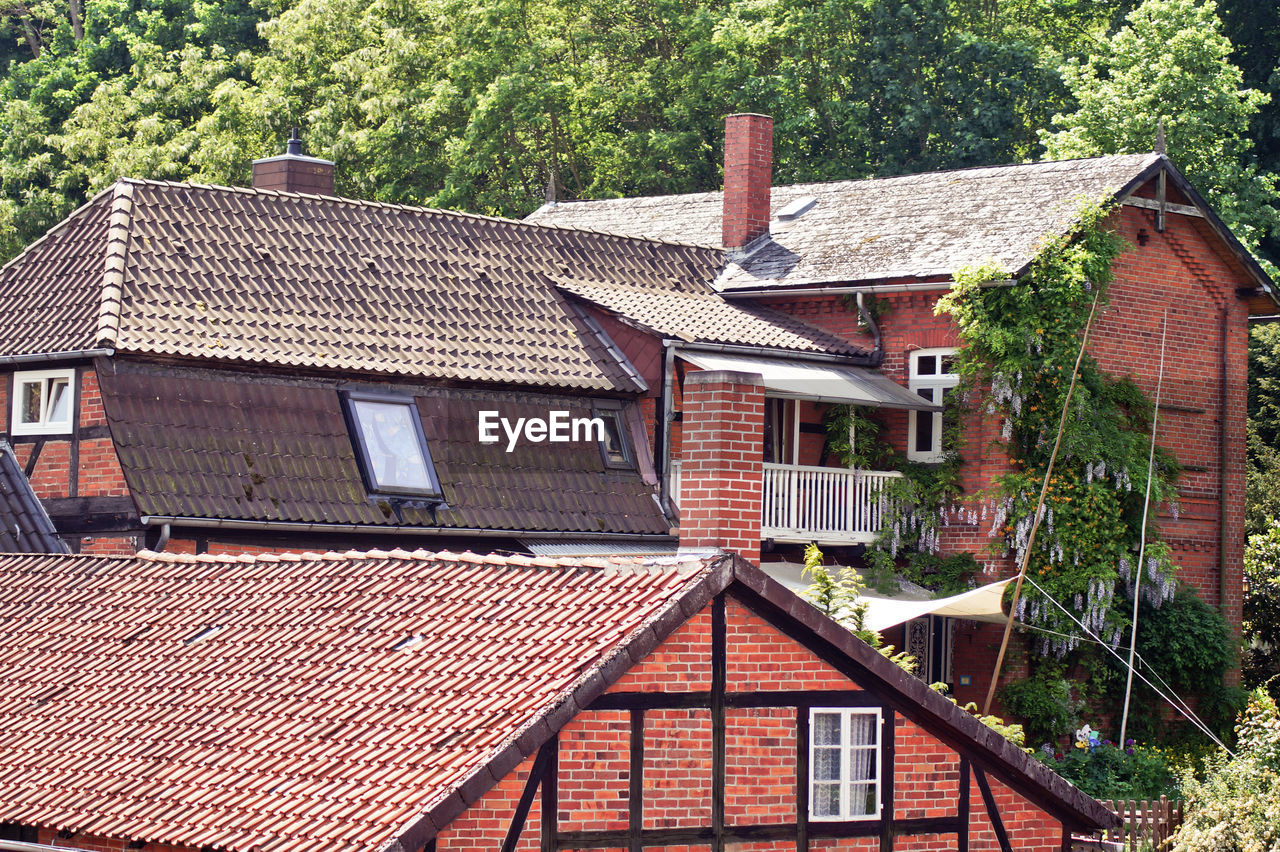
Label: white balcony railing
xmin=762 ymin=463 xmax=903 ymax=545
xmin=669 ymin=461 xmax=902 ymax=546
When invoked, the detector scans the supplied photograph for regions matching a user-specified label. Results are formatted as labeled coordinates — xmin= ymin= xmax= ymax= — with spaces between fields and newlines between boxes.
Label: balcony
xmin=668 ymin=462 xmax=902 ymax=546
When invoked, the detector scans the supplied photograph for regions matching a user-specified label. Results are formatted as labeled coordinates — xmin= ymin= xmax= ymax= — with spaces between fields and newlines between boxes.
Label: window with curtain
xmin=11 ymin=369 xmax=74 ymax=436
xmin=809 ymin=707 xmax=882 ymax=821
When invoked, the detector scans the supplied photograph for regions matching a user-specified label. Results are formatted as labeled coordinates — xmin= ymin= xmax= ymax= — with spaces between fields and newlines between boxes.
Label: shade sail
xmin=761 ymin=561 xmax=1013 ymax=631
xmin=678 ymin=351 xmax=941 ymax=410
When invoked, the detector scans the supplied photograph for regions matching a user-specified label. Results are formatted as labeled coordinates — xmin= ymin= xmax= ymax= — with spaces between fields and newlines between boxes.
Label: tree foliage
xmin=1042 ymin=0 xmax=1279 ymax=256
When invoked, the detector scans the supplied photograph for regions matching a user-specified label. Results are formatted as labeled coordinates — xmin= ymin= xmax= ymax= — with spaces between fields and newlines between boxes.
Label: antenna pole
xmin=1119 ymin=310 xmax=1168 ymax=747
xmin=983 ymin=290 xmax=1102 ymax=717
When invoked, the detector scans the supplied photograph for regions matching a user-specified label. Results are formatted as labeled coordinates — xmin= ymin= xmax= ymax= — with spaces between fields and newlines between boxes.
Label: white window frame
xmin=10 ymin=369 xmax=75 ymax=436
xmin=906 ymin=348 xmax=958 ymax=463
xmin=808 ymin=706 xmax=883 ymax=822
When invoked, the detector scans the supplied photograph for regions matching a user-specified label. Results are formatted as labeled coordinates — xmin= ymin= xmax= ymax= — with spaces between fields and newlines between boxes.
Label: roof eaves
xmin=722 ymin=555 xmax=1120 ymax=832
xmin=96 ymin=181 xmax=137 ymax=348
xmin=382 ymin=554 xmax=734 ymax=852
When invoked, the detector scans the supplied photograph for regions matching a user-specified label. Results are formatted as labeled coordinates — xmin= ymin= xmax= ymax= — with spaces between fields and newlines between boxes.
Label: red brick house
xmin=529 ymin=114 xmax=1278 ymax=704
xmin=0 ymin=548 xmax=1117 ymax=851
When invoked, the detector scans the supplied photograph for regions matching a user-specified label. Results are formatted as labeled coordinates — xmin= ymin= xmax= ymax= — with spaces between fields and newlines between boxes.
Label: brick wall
xmin=678 ymin=370 xmax=765 ymax=563
xmin=438 ymin=593 xmax=1085 ymax=851
xmin=3 ymin=365 xmax=137 ymax=554
xmin=722 ymin=114 xmax=773 ymax=249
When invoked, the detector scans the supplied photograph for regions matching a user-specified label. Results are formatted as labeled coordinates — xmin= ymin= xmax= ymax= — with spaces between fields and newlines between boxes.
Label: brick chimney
xmin=678 ymin=369 xmax=764 ymax=564
xmin=722 ymin=113 xmax=773 ymax=250
xmin=252 ymin=129 xmax=335 ymax=196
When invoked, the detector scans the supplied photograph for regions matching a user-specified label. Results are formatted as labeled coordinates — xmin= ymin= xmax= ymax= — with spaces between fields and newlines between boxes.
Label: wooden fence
xmin=1073 ymin=797 xmax=1184 ymax=852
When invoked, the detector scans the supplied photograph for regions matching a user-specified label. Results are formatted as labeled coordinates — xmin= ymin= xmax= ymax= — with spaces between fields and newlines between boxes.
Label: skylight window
xmin=342 ymin=390 xmax=443 ymax=498
xmin=11 ymin=369 xmax=74 ymax=436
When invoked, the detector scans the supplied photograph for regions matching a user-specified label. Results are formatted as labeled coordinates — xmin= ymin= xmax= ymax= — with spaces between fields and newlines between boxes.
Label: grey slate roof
xmin=528 ymin=153 xmax=1163 ymax=291
xmin=0 ymin=442 xmax=67 ymax=553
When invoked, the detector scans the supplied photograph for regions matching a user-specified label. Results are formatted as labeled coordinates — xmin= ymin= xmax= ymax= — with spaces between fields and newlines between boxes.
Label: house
xmin=528 ymin=114 xmax=1279 ymax=703
xmin=0 ymin=116 xmax=1272 ymax=709
xmin=0 ymin=547 xmax=1118 ymax=851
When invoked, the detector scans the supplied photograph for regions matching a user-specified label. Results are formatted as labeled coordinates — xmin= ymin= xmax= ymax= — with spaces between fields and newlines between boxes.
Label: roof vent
xmin=777 ymin=196 xmax=816 ymax=221
xmin=391 ymin=634 xmax=425 ymax=652
xmin=252 ymin=128 xmax=336 ymax=196
xmin=184 ymin=625 xmax=223 ymax=645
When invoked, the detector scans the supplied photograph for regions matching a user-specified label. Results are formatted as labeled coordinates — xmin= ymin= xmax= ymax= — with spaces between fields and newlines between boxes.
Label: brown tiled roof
xmin=0 ymin=442 xmax=67 ymax=553
xmin=0 ymin=549 xmax=1117 ymax=852
xmin=0 ymin=180 xmax=732 ymax=390
xmin=0 ymin=549 xmax=710 ymax=852
xmin=527 ymin=154 xmax=1164 ymax=290
xmin=555 ymin=278 xmax=864 ymax=353
xmin=102 ymin=364 xmax=668 ymax=535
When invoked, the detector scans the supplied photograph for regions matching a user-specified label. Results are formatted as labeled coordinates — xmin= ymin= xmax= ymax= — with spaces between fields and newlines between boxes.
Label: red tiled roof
xmin=0 ymin=549 xmax=711 ymax=852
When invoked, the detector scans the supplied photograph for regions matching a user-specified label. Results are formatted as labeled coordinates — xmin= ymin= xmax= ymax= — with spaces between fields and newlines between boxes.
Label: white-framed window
xmin=10 ymin=369 xmax=75 ymax=436
xmin=809 ymin=707 xmax=882 ymax=821
xmin=907 ymin=348 xmax=958 ymax=462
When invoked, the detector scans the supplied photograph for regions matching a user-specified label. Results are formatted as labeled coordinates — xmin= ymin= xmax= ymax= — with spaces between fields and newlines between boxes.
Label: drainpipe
xmin=855 ymin=291 xmax=884 ymax=368
xmin=154 ymin=522 xmax=171 ymax=553
xmin=1219 ymin=310 xmax=1230 ymax=614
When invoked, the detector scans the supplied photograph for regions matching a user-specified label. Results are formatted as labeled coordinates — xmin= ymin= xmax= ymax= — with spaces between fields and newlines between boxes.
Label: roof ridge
xmin=119 ymin=177 xmax=725 ymax=255
xmin=545 ymin=152 xmax=1162 ymax=207
xmin=96 ymin=181 xmax=136 ymax=348
xmin=131 ymin=547 xmax=693 ymax=571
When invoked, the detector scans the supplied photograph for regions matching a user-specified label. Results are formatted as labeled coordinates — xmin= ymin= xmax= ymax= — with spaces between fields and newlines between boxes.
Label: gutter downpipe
xmin=138 ymin=515 xmax=676 ymax=541
xmin=154 ymin=522 xmax=171 ymax=553
xmin=1220 ymin=310 xmax=1230 ymax=615
xmin=719 ymin=278 xmax=1016 ymax=299
xmin=855 ymin=291 xmax=884 ymax=368
xmin=0 ymin=348 xmax=114 ymax=365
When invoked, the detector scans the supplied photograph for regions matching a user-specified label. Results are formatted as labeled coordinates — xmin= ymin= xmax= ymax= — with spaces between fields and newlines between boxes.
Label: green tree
xmin=1243 ymin=523 xmax=1280 ymax=698
xmin=1042 ymin=0 xmax=1279 ymax=260
xmin=1247 ymin=323 xmax=1280 ymax=537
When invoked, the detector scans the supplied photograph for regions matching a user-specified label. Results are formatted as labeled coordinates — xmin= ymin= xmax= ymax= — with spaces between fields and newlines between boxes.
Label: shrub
xmin=1035 ymin=742 xmax=1177 ymax=800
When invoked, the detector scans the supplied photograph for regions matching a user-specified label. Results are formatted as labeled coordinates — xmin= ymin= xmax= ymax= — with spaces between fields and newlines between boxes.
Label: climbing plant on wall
xmin=938 ymin=201 xmax=1183 ymax=657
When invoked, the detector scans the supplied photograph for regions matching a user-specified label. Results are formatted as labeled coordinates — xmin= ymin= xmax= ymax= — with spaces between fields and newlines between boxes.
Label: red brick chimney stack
xmin=678 ymin=369 xmax=765 ymax=564
xmin=722 ymin=113 xmax=774 ymax=250
xmin=252 ymin=128 xmax=336 ymax=196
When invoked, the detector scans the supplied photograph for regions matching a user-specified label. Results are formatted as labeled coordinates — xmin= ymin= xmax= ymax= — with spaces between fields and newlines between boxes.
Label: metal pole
xmin=1119 ymin=311 xmax=1168 ymax=747
xmin=982 ymin=290 xmax=1102 ymax=717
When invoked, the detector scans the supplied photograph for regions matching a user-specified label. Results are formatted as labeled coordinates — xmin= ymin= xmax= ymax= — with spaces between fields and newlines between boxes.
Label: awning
xmin=761 ymin=561 xmax=1012 ymax=631
xmin=678 ymin=351 xmax=940 ymax=410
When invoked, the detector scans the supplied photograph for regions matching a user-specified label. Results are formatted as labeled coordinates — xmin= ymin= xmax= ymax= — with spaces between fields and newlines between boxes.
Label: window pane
xmin=849 ymin=713 xmax=877 ymax=747
xmin=813 ymin=713 xmax=842 ymax=746
xmin=813 ymin=747 xmax=842 ymax=781
xmin=916 ymin=355 xmax=937 ymax=376
xmin=599 ymin=411 xmax=629 ymax=466
xmin=353 ymin=400 xmax=432 ymax=490
xmin=914 ymin=410 xmax=934 ymax=453
xmin=812 ymin=782 xmax=841 ymax=818
xmin=20 ymin=381 xmax=42 ymax=425
xmin=940 ymin=355 xmax=955 ymax=374
xmin=847 ymin=782 xmax=877 ymax=816
xmin=48 ymin=379 xmax=70 ymax=423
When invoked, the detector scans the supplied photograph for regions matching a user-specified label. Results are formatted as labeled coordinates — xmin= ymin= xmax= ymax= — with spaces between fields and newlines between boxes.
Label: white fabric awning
xmin=678 ymin=351 xmax=941 ymax=411
xmin=761 ymin=561 xmax=1012 ymax=631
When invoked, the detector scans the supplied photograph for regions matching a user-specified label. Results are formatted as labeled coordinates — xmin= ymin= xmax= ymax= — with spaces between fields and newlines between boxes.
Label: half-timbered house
xmin=0 ymin=548 xmax=1116 ymax=852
